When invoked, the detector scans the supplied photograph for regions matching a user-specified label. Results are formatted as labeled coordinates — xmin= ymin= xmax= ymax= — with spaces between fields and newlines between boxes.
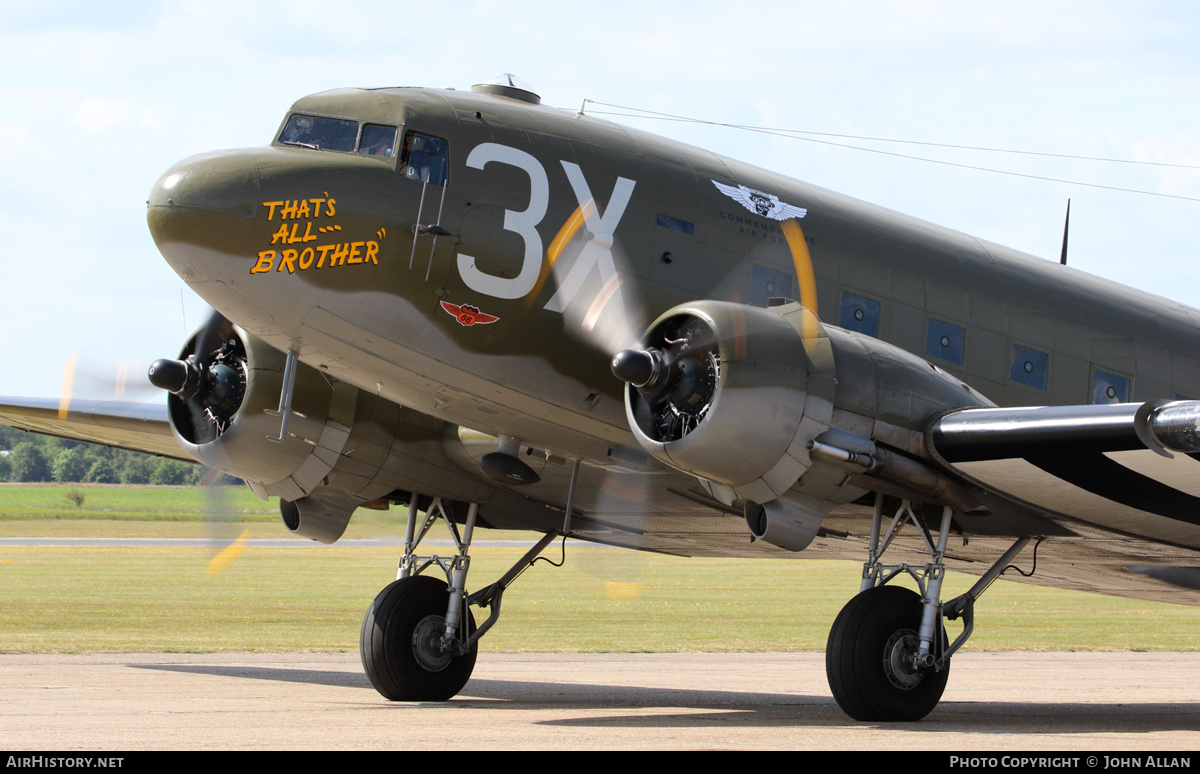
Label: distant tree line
xmin=0 ymin=426 xmax=240 ymax=486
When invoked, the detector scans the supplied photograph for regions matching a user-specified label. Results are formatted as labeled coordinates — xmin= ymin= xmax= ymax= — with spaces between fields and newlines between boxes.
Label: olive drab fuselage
xmin=147 ymin=85 xmax=1200 ymax=472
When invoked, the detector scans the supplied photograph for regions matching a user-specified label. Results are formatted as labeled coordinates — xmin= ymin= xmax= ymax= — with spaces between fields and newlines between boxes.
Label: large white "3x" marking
xmin=543 ymin=161 xmax=635 ymax=316
xmin=456 ymin=143 xmax=549 ymax=300
xmin=455 ymin=143 xmax=636 ymax=319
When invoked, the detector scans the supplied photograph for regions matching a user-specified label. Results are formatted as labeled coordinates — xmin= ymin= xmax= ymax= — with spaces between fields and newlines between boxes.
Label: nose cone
xmin=611 ymin=349 xmax=655 ymax=387
xmin=147 ymin=150 xmax=260 ymax=282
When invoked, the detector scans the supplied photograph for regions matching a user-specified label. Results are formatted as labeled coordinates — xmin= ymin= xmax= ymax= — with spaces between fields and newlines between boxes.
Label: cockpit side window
xmin=399 ymin=131 xmax=448 ymax=186
xmin=279 ymin=114 xmax=357 ymax=152
xmin=359 ymin=124 xmax=398 ymax=157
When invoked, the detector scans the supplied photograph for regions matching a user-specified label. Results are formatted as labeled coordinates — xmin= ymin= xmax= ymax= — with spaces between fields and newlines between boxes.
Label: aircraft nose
xmin=147 ymin=150 xmax=260 ymax=282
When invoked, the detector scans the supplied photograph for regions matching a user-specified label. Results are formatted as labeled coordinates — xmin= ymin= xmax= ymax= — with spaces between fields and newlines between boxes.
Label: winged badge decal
xmin=713 ymin=181 xmax=807 ymax=221
xmin=440 ymin=300 xmax=499 ymax=327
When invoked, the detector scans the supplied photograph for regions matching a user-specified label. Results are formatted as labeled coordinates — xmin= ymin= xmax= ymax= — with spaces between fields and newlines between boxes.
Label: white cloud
xmin=71 ymin=97 xmax=136 ymax=134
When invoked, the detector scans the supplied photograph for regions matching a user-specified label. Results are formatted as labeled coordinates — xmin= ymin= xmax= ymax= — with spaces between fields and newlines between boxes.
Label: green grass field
xmin=1 ymin=484 xmax=1198 ymax=654
xmin=0 ymin=482 xmax=277 ymax=523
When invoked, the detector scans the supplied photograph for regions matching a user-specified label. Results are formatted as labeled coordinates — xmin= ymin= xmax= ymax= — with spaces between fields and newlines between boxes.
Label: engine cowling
xmin=614 ymin=299 xmax=993 ymax=550
xmin=157 ymin=321 xmax=399 ymax=543
xmin=616 ymin=299 xmax=823 ymax=506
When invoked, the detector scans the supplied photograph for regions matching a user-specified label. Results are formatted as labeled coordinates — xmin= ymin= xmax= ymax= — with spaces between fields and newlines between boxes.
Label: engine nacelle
xmin=618 ymin=300 xmax=821 ymax=505
xmin=162 ymin=321 xmax=398 ymax=543
xmin=615 ymin=299 xmax=993 ymax=550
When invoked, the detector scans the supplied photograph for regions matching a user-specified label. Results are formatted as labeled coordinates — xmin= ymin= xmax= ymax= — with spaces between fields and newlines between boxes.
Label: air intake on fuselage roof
xmin=471 ymin=73 xmax=541 ymax=104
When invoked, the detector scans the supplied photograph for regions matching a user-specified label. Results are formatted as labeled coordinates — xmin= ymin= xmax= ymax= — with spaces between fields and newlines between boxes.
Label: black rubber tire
xmin=825 ymin=585 xmax=949 ymax=722
xmin=360 ymin=575 xmax=477 ymax=701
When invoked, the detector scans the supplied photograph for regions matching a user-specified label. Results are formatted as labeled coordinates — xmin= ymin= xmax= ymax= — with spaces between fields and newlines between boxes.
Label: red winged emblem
xmin=440 ymin=300 xmax=499 ymax=327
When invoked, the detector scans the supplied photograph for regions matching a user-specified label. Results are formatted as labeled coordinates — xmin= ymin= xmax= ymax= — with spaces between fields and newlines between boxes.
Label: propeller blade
xmin=199 ymin=466 xmax=250 ymax=577
xmin=194 ymin=310 xmax=234 ymax=368
xmin=58 ymin=351 xmax=78 ymax=421
xmin=540 ymin=201 xmax=646 ymax=357
xmin=206 ymin=527 xmax=250 ymax=577
xmin=576 ymin=467 xmax=653 ymax=599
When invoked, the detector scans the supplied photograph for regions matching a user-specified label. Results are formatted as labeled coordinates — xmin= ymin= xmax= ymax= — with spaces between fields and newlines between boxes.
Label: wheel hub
xmin=411 ymin=614 xmax=453 ymax=672
xmin=882 ymin=629 xmax=925 ymax=690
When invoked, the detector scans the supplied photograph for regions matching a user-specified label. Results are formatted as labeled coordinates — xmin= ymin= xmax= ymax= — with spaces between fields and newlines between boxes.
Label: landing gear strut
xmin=826 ymin=494 xmax=1031 ymax=721
xmin=360 ymin=494 xmax=558 ymax=701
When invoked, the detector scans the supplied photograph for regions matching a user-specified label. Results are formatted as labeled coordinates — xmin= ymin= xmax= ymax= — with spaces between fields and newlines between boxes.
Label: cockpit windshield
xmin=279 ymin=114 xmax=357 ymax=152
xmin=278 ymin=114 xmax=401 ymax=160
xmin=360 ymin=124 xmax=397 ymax=157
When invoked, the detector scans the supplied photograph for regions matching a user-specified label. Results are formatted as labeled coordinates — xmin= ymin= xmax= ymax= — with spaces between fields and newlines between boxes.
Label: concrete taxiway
xmin=2 ymin=652 xmax=1198 ymax=750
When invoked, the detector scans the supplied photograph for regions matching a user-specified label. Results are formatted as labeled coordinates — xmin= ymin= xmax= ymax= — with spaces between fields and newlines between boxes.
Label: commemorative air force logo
xmin=713 ymin=181 xmax=807 ymax=221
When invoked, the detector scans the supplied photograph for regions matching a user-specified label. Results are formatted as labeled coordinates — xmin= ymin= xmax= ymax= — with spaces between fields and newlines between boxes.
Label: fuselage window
xmin=1009 ymin=344 xmax=1049 ymax=390
xmin=926 ymin=319 xmax=965 ymax=364
xmin=279 ymin=114 xmax=357 ymax=152
xmin=750 ymin=264 xmax=794 ymax=307
xmin=400 ymin=131 xmax=449 ymax=186
xmin=359 ymin=124 xmax=398 ymax=157
xmin=1092 ymin=368 xmax=1130 ymax=404
xmin=840 ymin=291 xmax=880 ymax=337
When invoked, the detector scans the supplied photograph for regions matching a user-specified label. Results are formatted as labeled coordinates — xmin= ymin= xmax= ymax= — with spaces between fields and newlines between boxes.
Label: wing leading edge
xmin=0 ymin=397 xmax=187 ymax=461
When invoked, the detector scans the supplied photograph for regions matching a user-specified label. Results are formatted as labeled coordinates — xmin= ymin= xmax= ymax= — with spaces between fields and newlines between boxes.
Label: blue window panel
xmin=751 ymin=265 xmax=793 ymax=307
xmin=840 ymin=292 xmax=880 ymax=337
xmin=1009 ymin=345 xmax=1049 ymax=390
xmin=926 ymin=319 xmax=965 ymax=364
xmin=1092 ymin=369 xmax=1130 ymax=404
xmin=656 ymin=214 xmax=694 ymax=234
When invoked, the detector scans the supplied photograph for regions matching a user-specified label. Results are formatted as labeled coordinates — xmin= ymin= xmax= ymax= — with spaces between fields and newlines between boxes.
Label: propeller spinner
xmin=149 ymin=311 xmax=247 ymax=445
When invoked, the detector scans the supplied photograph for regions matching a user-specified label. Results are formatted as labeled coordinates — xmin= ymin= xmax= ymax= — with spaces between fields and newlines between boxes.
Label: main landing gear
xmin=360 ymin=495 xmax=558 ymax=701
xmin=825 ymin=494 xmax=1032 ymax=721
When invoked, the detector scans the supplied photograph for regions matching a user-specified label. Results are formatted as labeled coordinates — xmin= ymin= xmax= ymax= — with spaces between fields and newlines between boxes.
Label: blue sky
xmin=1 ymin=1 xmax=1197 ymax=398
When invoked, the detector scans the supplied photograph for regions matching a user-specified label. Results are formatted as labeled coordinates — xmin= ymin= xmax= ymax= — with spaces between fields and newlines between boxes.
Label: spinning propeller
xmin=605 ymin=215 xmax=820 ymax=445
xmin=57 ymin=353 xmax=159 ymax=422
xmin=146 ymin=309 xmax=251 ymax=575
xmin=541 ymin=191 xmax=819 ymax=588
xmin=148 ymin=310 xmax=247 ymax=445
xmin=611 ymin=315 xmax=721 ymax=443
xmin=53 ymin=307 xmax=253 ymax=577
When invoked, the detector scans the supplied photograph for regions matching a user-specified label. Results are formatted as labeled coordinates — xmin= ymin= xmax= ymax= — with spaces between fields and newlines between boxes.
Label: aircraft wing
xmin=923 ymin=400 xmax=1200 ymax=591
xmin=0 ymin=397 xmax=189 ymax=461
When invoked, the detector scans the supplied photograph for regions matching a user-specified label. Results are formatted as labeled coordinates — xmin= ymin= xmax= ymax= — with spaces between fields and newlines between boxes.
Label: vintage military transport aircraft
xmin=3 ymin=75 xmax=1200 ymax=722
